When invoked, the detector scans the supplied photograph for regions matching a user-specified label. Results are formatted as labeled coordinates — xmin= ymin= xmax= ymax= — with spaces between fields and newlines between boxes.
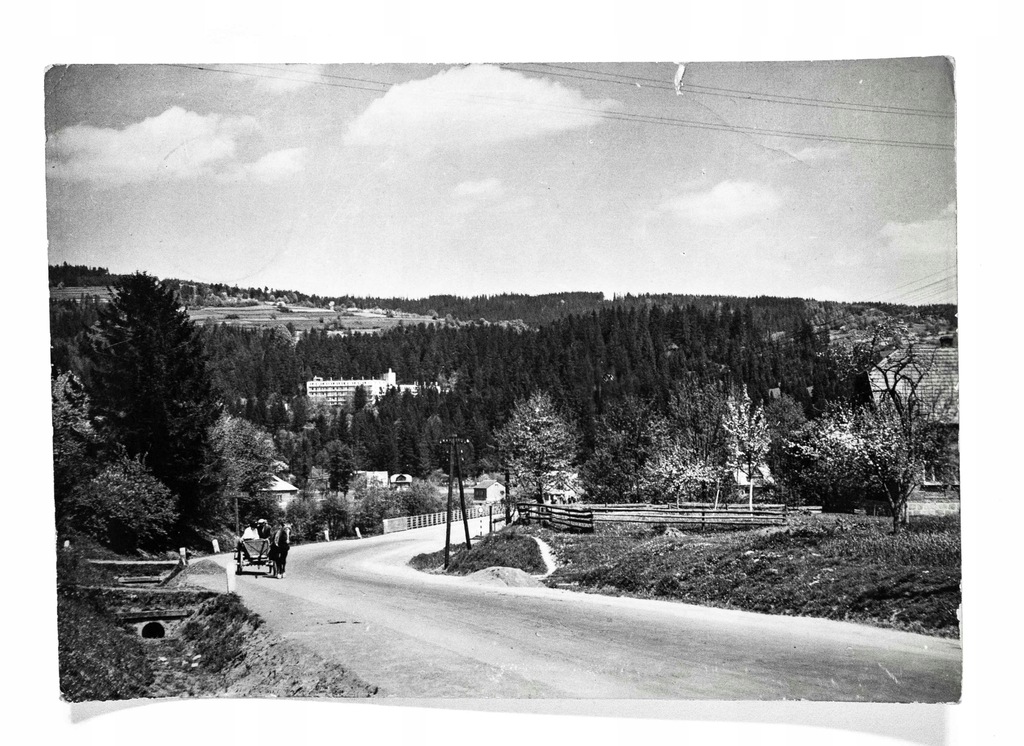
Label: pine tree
xmin=87 ymin=273 xmax=222 ymax=540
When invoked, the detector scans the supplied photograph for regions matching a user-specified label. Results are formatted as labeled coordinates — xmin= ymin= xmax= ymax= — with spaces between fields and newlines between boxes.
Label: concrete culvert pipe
xmin=141 ymin=621 xmax=166 ymax=639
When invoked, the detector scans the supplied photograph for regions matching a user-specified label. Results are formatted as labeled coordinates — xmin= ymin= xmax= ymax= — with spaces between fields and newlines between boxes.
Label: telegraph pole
xmin=444 ymin=438 xmax=455 ymax=568
xmin=441 ymin=436 xmax=473 ymax=568
xmin=455 ymin=440 xmax=472 ymax=549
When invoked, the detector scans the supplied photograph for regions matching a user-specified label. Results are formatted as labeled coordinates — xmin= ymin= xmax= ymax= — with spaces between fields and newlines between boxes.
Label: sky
xmin=45 ymin=58 xmax=956 ymax=305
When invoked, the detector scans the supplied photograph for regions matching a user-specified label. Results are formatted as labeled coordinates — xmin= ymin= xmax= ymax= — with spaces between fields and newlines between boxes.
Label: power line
xmin=529 ymin=63 xmax=954 ymax=118
xmin=167 ymin=64 xmax=388 ymax=95
xmin=166 ymin=63 xmax=954 ymax=151
xmin=884 ymin=276 xmax=958 ymax=305
xmin=872 ymin=267 xmax=957 ymax=302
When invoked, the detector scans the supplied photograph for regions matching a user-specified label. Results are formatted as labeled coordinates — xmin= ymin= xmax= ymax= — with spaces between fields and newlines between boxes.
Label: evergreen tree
xmin=86 ymin=273 xmax=221 ymax=541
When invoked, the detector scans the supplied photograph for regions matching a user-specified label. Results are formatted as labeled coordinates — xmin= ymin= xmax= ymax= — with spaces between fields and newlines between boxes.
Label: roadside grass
xmin=409 ymin=527 xmax=545 ymax=575
xmin=179 ymin=593 xmax=264 ymax=673
xmin=525 ymin=514 xmax=961 ymax=637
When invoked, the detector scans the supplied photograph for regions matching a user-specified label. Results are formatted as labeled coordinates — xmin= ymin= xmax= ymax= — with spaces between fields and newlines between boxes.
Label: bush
xmin=352 ymin=484 xmax=403 ymax=535
xmin=64 ymin=455 xmax=179 ymax=554
xmin=285 ymin=495 xmax=321 ymax=542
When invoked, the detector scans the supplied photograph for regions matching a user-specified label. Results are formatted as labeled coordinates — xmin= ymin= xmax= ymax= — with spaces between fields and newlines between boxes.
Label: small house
xmin=473 ymin=480 xmax=506 ymax=503
xmin=389 ymin=473 xmax=413 ymax=491
xmin=259 ymin=474 xmax=300 ymax=511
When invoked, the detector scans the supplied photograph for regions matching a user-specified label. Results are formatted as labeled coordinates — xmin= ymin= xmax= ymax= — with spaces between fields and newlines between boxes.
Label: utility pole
xmin=455 ymin=440 xmax=472 ymax=550
xmin=441 ymin=436 xmax=473 ymax=568
xmin=504 ymin=466 xmax=512 ymax=524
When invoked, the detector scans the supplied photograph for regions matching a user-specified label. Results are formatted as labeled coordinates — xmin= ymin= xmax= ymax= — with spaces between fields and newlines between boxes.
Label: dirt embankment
xmin=147 ymin=564 xmax=379 ymax=698
xmin=59 ymin=555 xmax=379 ymax=702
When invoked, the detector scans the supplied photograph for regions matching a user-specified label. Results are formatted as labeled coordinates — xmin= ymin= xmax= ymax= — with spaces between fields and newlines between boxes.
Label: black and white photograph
xmin=15 ymin=4 xmax=1013 ymax=746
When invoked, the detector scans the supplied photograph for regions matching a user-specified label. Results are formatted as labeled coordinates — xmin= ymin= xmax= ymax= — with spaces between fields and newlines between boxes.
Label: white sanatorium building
xmin=306 ymin=369 xmax=418 ymax=408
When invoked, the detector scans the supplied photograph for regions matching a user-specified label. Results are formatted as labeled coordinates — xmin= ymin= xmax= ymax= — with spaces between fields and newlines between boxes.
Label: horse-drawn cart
xmin=235 ymin=538 xmax=272 ymax=575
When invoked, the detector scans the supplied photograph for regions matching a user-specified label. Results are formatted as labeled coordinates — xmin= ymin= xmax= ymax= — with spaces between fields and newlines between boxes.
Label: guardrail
xmin=516 ymin=502 xmax=595 ymax=532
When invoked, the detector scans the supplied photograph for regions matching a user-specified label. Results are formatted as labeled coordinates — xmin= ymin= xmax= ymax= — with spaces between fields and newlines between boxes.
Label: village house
xmin=473 ymin=479 xmax=506 ymax=503
xmin=389 ymin=473 xmax=413 ymax=491
xmin=868 ymin=336 xmax=959 ymax=515
xmin=259 ymin=474 xmax=300 ymax=511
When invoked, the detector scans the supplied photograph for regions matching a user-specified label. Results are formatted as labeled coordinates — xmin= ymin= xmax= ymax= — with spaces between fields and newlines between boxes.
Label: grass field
xmin=409 ymin=527 xmax=546 ymax=574
xmin=50 ymin=286 xmax=437 ymax=333
xmin=519 ymin=513 xmax=960 ymax=637
xmin=188 ymin=305 xmax=438 ymax=333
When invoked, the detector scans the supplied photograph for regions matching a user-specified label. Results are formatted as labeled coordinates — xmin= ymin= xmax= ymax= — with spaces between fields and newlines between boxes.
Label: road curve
xmin=200 ymin=525 xmax=961 ymax=701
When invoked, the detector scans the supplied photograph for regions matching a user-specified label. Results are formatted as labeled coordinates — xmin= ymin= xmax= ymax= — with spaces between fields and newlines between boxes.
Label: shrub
xmin=64 ymin=455 xmax=179 ymax=554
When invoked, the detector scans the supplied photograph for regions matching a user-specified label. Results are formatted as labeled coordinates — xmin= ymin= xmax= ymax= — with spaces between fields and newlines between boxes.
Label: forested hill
xmin=47 ymin=263 xmax=956 ymax=331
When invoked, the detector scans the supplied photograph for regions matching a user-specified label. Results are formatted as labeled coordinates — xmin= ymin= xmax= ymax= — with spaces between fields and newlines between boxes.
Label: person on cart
xmin=241 ymin=521 xmax=258 ymax=540
xmin=256 ymin=518 xmax=272 ymax=539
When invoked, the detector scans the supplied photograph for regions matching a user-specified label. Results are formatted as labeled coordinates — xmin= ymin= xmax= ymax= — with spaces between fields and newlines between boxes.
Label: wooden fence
xmin=516 ymin=503 xmax=595 ymax=532
xmin=514 ymin=502 xmax=788 ymax=532
xmin=589 ymin=504 xmax=788 ymax=529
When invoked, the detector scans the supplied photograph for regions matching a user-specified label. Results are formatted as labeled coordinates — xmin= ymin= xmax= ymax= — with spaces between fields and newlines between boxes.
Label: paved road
xmin=201 ymin=525 xmax=961 ymax=701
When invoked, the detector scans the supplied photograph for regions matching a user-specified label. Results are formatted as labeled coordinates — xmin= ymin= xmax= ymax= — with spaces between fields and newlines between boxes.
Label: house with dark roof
xmin=389 ymin=473 xmax=413 ymax=491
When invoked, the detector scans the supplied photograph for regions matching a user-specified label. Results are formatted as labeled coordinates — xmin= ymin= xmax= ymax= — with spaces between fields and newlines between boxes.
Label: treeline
xmin=206 ymin=301 xmax=850 ymax=484
xmin=49 ymin=263 xmax=116 ymax=288
xmin=51 ymin=293 xmax=849 ymax=489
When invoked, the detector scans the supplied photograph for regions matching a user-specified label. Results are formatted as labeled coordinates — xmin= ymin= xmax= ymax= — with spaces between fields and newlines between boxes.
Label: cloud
xmin=47 ymin=107 xmax=304 ymax=187
xmin=254 ymin=64 xmax=327 ymax=93
xmin=659 ymin=181 xmax=781 ymax=225
xmin=789 ymin=144 xmax=849 ymax=163
xmin=344 ymin=64 xmax=618 ymax=154
xmin=216 ymin=147 xmax=307 ymax=183
xmin=880 ymin=204 xmax=956 ymax=254
xmin=453 ymin=178 xmax=504 ymax=200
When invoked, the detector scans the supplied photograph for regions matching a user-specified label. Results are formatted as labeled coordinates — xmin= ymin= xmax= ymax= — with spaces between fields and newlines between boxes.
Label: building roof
xmin=869 ymin=346 xmax=958 ymax=423
xmin=260 ymin=475 xmax=298 ymax=493
xmin=474 ymin=480 xmax=504 ymax=489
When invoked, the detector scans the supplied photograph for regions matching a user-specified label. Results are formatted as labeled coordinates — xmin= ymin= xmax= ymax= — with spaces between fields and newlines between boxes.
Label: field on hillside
xmin=187 ymin=304 xmax=437 ymax=333
xmin=50 ymin=285 xmax=113 ymax=302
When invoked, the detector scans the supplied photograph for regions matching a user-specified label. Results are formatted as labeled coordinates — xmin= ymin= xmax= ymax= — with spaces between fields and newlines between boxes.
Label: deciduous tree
xmin=722 ymin=386 xmax=770 ymax=510
xmin=494 ymin=391 xmax=580 ymax=504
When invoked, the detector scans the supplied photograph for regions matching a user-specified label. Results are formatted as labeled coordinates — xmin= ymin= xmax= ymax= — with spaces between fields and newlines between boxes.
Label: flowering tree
xmin=495 ymin=391 xmax=580 ymax=504
xmin=640 ymin=439 xmax=727 ymax=505
xmin=790 ymin=401 xmax=935 ymax=532
xmin=721 ymin=386 xmax=770 ymax=510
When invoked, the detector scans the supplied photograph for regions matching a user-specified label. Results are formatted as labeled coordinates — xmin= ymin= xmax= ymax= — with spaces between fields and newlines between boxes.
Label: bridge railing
xmin=382 ymin=505 xmax=495 ymax=534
